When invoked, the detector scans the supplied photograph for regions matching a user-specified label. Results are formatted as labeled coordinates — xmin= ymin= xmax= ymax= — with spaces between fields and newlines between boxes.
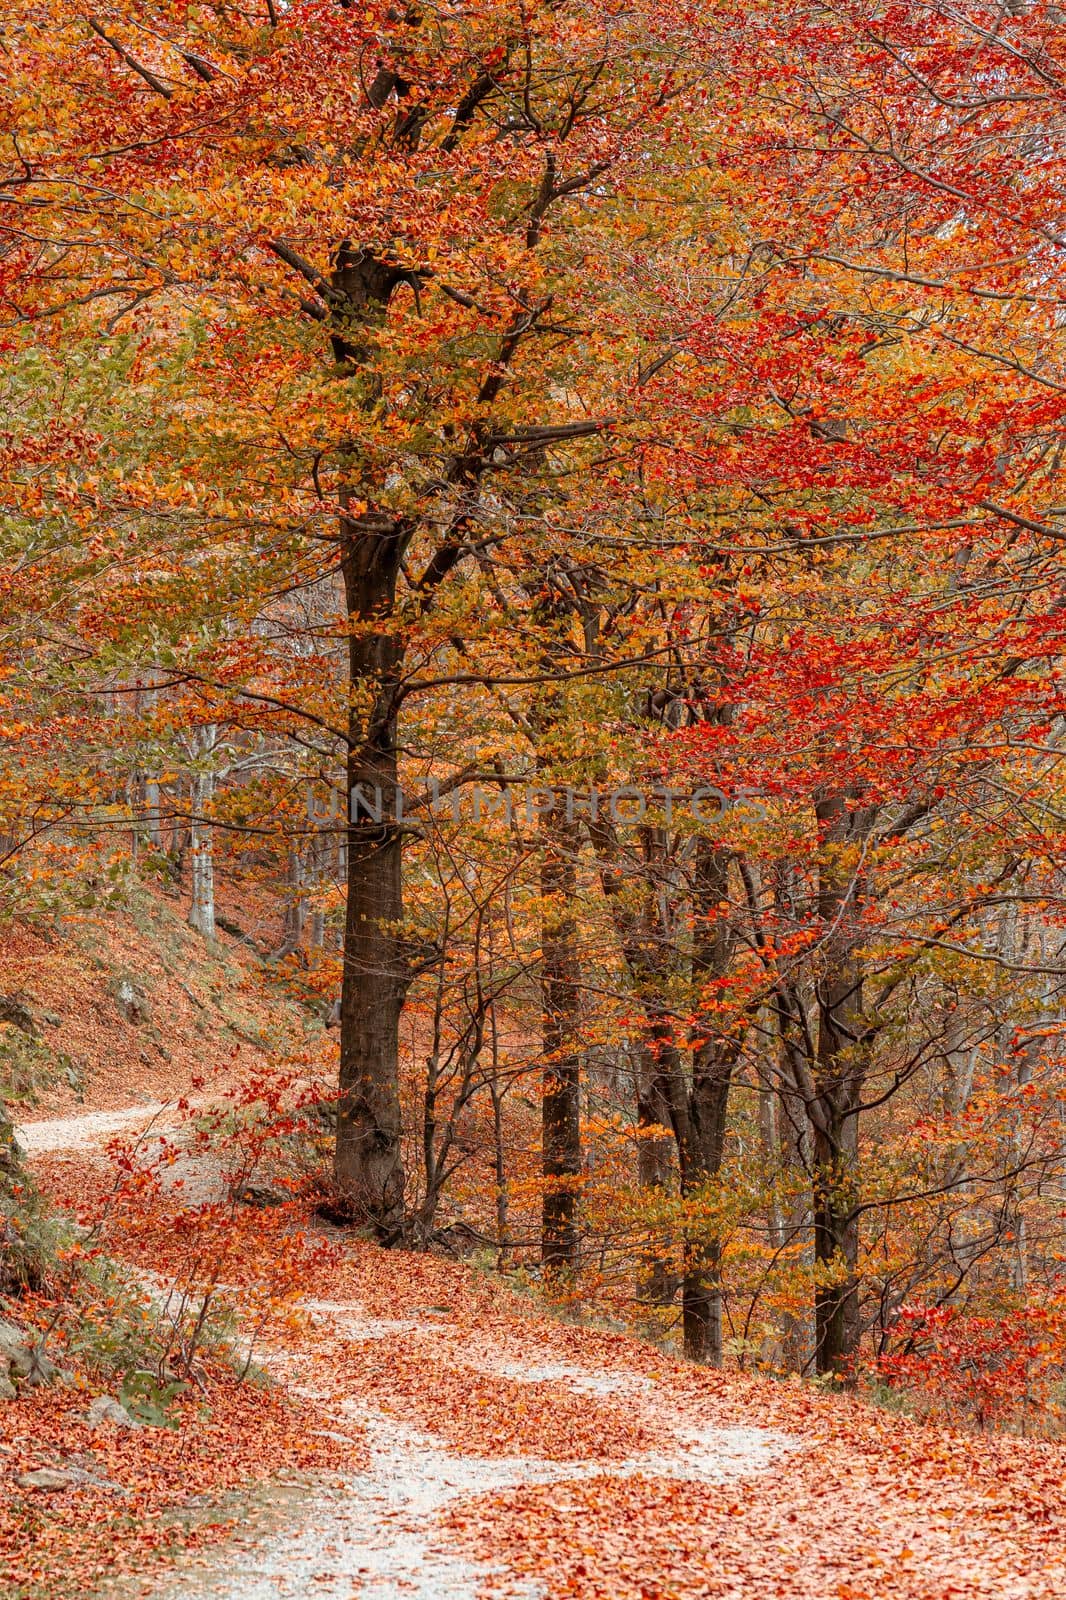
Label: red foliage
xmin=877 ymin=1304 xmax=1066 ymax=1431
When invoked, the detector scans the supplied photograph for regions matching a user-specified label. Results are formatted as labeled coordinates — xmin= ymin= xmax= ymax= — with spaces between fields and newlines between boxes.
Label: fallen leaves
xmin=443 ymin=1381 xmax=1066 ymax=1599
xmin=0 ymin=1372 xmax=356 ymax=1599
xmin=12 ymin=1116 xmax=1066 ymax=1600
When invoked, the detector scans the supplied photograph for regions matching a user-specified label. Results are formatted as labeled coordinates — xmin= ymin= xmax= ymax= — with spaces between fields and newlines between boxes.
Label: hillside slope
xmin=0 ymin=882 xmax=314 ymax=1118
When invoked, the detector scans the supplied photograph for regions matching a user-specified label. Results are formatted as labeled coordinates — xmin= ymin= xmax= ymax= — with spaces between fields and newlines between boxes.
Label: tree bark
xmin=334 ymin=505 xmax=412 ymax=1239
xmin=144 ymin=778 xmax=163 ymax=848
xmin=635 ymin=1045 xmax=676 ymax=1305
xmin=810 ymin=789 xmax=870 ymax=1379
xmin=675 ymin=840 xmax=738 ymax=1364
xmin=540 ymin=804 xmax=581 ymax=1271
xmin=188 ymin=727 xmax=216 ymax=939
xmin=589 ymin=818 xmax=737 ymax=1347
xmin=812 ymin=1102 xmax=861 ymax=1374
xmin=773 ymin=1009 xmax=816 ymax=1372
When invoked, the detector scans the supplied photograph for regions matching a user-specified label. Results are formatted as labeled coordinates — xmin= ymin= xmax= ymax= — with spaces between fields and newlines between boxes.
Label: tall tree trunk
xmin=169 ymin=774 xmax=186 ymax=862
xmin=144 ymin=779 xmax=163 ymax=849
xmin=591 ymin=818 xmax=739 ymax=1359
xmin=307 ymin=785 xmax=326 ymax=948
xmin=810 ymin=789 xmax=870 ymax=1379
xmin=681 ymin=1232 xmax=724 ymax=1363
xmin=488 ymin=998 xmax=511 ymax=1261
xmin=647 ymin=1009 xmax=735 ymax=1365
xmin=540 ymin=803 xmax=581 ymax=1271
xmin=143 ymin=681 xmax=163 ymax=849
xmin=589 ymin=816 xmax=680 ymax=1302
xmin=636 ymin=1044 xmax=676 ymax=1305
xmin=674 ymin=840 xmax=738 ymax=1364
xmin=773 ymin=1010 xmax=817 ymax=1371
xmin=677 ymin=1054 xmax=734 ymax=1363
xmin=274 ymin=847 xmax=306 ymax=959
xmin=811 ymin=1097 xmax=860 ymax=1375
xmin=334 ymin=506 xmax=411 ymax=1238
xmin=188 ymin=727 xmax=216 ymax=939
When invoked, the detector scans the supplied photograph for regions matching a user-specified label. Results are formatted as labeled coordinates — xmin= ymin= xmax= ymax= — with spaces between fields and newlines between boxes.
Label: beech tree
xmin=3 ymin=0 xmax=1064 ymax=1387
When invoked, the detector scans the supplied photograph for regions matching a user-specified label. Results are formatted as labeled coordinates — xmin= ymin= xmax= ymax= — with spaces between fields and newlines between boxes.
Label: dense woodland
xmin=2 ymin=0 xmax=1065 ymax=1453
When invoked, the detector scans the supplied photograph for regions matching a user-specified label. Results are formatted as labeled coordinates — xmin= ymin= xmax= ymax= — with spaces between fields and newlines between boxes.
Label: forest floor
xmin=3 ymin=897 xmax=1066 ymax=1598
xmin=6 ymin=1094 xmax=1066 ymax=1600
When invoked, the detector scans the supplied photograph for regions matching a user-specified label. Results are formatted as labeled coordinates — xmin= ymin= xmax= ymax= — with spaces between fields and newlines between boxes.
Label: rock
xmin=0 ymin=1370 xmax=16 ymax=1401
xmin=0 ymin=994 xmax=37 ymax=1035
xmin=18 ymin=1461 xmax=126 ymax=1493
xmin=113 ymin=976 xmax=150 ymax=1024
xmin=0 ymin=1319 xmax=61 ymax=1387
xmin=231 ymin=1182 xmax=287 ymax=1208
xmin=16 ymin=1468 xmax=75 ymax=1492
xmin=304 ymin=1097 xmax=338 ymax=1131
xmin=86 ymin=1394 xmax=140 ymax=1430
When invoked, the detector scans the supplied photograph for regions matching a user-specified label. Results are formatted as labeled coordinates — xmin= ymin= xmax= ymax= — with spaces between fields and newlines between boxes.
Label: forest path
xmin=19 ymin=1104 xmax=1066 ymax=1600
xmin=16 ymin=1101 xmax=795 ymax=1600
xmin=18 ymin=1101 xmax=176 ymax=1156
xmin=146 ymin=1336 xmax=791 ymax=1600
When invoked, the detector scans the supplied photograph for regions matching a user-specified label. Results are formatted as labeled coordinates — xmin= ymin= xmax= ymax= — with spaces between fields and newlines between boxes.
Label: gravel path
xmin=149 ymin=1298 xmax=791 ymax=1600
xmin=17 ymin=1102 xmax=176 ymax=1155
xmin=18 ymin=1102 xmax=796 ymax=1600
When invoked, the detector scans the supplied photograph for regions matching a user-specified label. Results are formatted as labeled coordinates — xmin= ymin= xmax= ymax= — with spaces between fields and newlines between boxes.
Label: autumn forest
xmin=2 ymin=2 xmax=1066 ymax=1596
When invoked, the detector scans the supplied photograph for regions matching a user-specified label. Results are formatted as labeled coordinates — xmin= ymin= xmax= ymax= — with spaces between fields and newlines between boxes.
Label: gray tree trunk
xmin=333 ymin=503 xmax=411 ymax=1239
xmin=188 ymin=728 xmax=217 ymax=939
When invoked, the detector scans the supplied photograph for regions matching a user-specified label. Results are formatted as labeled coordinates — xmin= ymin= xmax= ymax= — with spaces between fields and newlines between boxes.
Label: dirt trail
xmin=148 ymin=1400 xmax=788 ymax=1600
xmin=15 ymin=1102 xmax=796 ymax=1600
xmin=182 ymin=1315 xmax=790 ymax=1600
xmin=17 ymin=1103 xmax=177 ymax=1156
